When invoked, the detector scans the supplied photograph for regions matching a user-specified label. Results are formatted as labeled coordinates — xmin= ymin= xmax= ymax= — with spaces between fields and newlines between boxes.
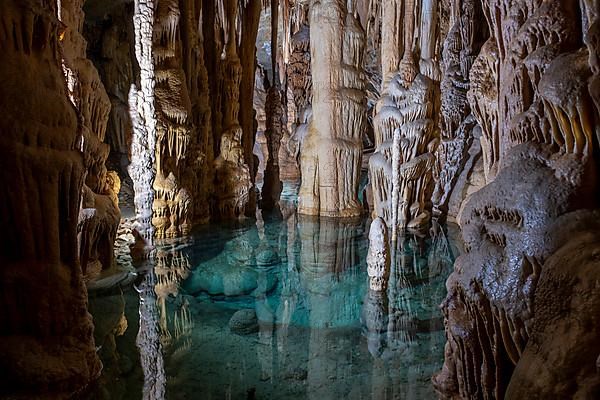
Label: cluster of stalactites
xmin=469 ymin=0 xmax=597 ymax=183
xmin=58 ymin=0 xmax=121 ymax=275
xmin=368 ymin=0 xmax=442 ymax=236
xmin=152 ymin=0 xmax=197 ymax=239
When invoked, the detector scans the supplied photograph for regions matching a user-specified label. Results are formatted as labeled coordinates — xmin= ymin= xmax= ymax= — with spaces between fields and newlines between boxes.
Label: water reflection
xmin=136 ymin=266 xmax=166 ymax=400
xmin=89 ymin=198 xmax=454 ymax=399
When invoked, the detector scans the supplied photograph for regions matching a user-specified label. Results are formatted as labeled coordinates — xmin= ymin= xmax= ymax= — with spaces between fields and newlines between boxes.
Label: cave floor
xmin=87 ymin=207 xmax=455 ymax=399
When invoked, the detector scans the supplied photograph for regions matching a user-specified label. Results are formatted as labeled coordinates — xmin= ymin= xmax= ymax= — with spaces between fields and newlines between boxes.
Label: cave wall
xmin=432 ymin=0 xmax=600 ymax=398
xmin=0 ymin=0 xmax=101 ymax=395
xmin=60 ymin=0 xmax=122 ymax=279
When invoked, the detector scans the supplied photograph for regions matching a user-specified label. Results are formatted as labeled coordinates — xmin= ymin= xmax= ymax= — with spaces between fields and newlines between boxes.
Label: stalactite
xmin=434 ymin=1 xmax=600 ymax=398
xmin=129 ymin=0 xmax=158 ymax=244
xmin=59 ymin=0 xmax=121 ymax=278
xmin=431 ymin=0 xmax=486 ymax=218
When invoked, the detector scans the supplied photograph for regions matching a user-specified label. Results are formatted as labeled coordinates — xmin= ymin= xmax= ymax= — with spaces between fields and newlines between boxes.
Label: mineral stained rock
xmin=0 ymin=0 xmax=101 ymax=395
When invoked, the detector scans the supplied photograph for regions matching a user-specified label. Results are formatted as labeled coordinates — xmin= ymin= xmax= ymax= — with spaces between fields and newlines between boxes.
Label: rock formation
xmin=211 ymin=0 xmax=260 ymax=219
xmin=281 ymin=22 xmax=311 ymax=186
xmin=366 ymin=217 xmax=390 ymax=291
xmin=0 ymin=0 xmax=101 ymax=395
xmin=369 ymin=0 xmax=441 ymax=235
xmin=60 ymin=0 xmax=121 ymax=279
xmin=152 ymin=0 xmax=203 ymax=238
xmin=298 ymin=0 xmax=367 ymax=217
xmin=433 ymin=1 xmax=600 ymax=398
xmin=431 ymin=0 xmax=487 ymax=219
xmin=129 ymin=0 xmax=158 ymax=244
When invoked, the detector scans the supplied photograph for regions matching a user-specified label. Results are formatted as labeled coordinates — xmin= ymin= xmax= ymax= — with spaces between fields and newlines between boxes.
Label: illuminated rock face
xmin=433 ymin=1 xmax=600 ymax=398
xmin=59 ymin=0 xmax=121 ymax=278
xmin=129 ymin=0 xmax=158 ymax=244
xmin=369 ymin=0 xmax=441 ymax=235
xmin=298 ymin=0 xmax=366 ymax=218
xmin=0 ymin=0 xmax=100 ymax=395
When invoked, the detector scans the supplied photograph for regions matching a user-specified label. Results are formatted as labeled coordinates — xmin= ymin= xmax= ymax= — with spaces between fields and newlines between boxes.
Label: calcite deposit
xmin=1 ymin=0 xmax=599 ymax=396
xmin=298 ymin=0 xmax=367 ymax=217
xmin=432 ymin=1 xmax=600 ymax=398
xmin=369 ymin=0 xmax=441 ymax=235
xmin=0 ymin=0 xmax=101 ymax=395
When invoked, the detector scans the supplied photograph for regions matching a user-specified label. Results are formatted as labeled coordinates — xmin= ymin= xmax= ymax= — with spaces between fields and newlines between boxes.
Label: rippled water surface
xmin=88 ymin=203 xmax=456 ymax=400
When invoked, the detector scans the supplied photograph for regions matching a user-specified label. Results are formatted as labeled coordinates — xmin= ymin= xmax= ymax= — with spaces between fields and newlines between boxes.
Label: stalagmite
xmin=298 ymin=0 xmax=366 ymax=217
xmin=369 ymin=0 xmax=441 ymax=233
xmin=129 ymin=0 xmax=158 ymax=244
xmin=366 ymin=217 xmax=390 ymax=291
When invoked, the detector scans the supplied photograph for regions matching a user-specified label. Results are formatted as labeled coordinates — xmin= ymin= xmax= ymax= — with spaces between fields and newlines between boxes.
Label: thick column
xmin=298 ymin=0 xmax=366 ymax=217
xmin=0 ymin=0 xmax=100 ymax=395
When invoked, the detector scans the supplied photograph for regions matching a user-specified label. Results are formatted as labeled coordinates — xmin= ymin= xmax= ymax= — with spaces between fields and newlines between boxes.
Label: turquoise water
xmin=87 ymin=202 xmax=455 ymax=399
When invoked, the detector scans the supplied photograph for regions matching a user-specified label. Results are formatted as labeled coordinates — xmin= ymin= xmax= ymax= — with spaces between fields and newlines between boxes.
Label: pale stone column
xmin=298 ymin=0 xmax=366 ymax=217
xmin=129 ymin=0 xmax=158 ymax=244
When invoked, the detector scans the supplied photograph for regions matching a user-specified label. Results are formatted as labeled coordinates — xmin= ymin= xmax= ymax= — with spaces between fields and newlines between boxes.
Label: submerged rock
xmin=255 ymin=246 xmax=280 ymax=267
xmin=229 ymin=309 xmax=259 ymax=335
xmin=184 ymin=264 xmax=277 ymax=297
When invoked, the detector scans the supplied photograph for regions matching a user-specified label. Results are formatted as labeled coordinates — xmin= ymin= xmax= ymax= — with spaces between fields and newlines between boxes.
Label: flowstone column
xmin=298 ymin=0 xmax=367 ymax=217
xmin=129 ymin=0 xmax=158 ymax=244
xmin=369 ymin=0 xmax=440 ymax=234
